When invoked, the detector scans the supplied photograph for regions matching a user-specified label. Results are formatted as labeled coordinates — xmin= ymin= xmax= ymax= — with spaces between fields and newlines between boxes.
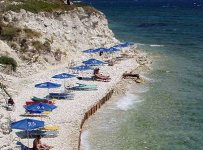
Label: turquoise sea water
xmin=81 ymin=1 xmax=203 ymax=150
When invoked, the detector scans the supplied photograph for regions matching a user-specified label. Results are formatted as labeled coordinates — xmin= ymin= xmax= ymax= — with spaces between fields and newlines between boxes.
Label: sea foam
xmin=116 ymin=93 xmax=142 ymax=111
xmin=150 ymin=44 xmax=164 ymax=47
xmin=80 ymin=130 xmax=90 ymax=150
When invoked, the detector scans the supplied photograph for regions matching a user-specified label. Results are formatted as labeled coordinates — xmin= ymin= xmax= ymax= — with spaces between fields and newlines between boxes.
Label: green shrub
xmin=0 ymin=56 xmax=17 ymax=71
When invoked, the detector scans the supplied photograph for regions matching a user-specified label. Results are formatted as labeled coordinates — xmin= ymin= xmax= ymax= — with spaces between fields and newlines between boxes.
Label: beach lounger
xmin=20 ymin=110 xmax=50 ymax=118
xmin=94 ymin=78 xmax=110 ymax=82
xmin=76 ymin=83 xmax=97 ymax=87
xmin=16 ymin=141 xmax=33 ymax=150
xmin=42 ymin=125 xmax=60 ymax=131
xmin=66 ymin=83 xmax=97 ymax=91
xmin=77 ymin=76 xmax=110 ymax=82
xmin=104 ymin=59 xmax=116 ymax=66
xmin=93 ymin=68 xmax=111 ymax=82
xmin=29 ymin=130 xmax=59 ymax=138
xmin=77 ymin=76 xmax=94 ymax=81
xmin=49 ymin=93 xmax=74 ymax=100
xmin=16 ymin=130 xmax=59 ymax=138
xmin=93 ymin=75 xmax=111 ymax=82
xmin=31 ymin=96 xmax=48 ymax=102
xmin=25 ymin=100 xmax=53 ymax=105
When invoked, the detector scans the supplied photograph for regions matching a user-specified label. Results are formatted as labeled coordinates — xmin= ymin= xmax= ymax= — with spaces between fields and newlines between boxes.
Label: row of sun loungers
xmin=12 ymin=43 xmax=135 ymax=149
xmin=13 ymin=72 xmax=111 ymax=148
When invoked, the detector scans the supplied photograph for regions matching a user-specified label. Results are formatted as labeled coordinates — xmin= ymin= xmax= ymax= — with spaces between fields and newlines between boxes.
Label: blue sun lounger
xmin=16 ymin=130 xmax=59 ymax=138
xmin=49 ymin=93 xmax=74 ymax=100
xmin=31 ymin=96 xmax=47 ymax=102
xmin=67 ymin=83 xmax=97 ymax=91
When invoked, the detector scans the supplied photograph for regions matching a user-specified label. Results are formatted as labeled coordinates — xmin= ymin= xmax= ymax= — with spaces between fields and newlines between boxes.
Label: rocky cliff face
xmin=1 ymin=7 xmax=118 ymax=77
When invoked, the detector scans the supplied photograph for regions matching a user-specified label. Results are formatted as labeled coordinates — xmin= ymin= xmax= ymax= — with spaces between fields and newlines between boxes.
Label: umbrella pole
xmin=27 ymin=131 xmax=29 ymax=148
xmin=48 ymin=88 xmax=50 ymax=98
xmin=63 ymin=79 xmax=65 ymax=92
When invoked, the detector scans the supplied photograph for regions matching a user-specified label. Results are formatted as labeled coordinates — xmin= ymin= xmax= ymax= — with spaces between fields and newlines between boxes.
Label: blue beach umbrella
xmin=71 ymin=65 xmax=93 ymax=71
xmin=85 ymin=48 xmax=109 ymax=53
xmin=25 ymin=103 xmax=57 ymax=112
xmin=52 ymin=73 xmax=76 ymax=89
xmin=82 ymin=48 xmax=96 ymax=53
xmin=93 ymin=48 xmax=108 ymax=52
xmin=11 ymin=118 xmax=45 ymax=147
xmin=35 ymin=82 xmax=61 ymax=89
xmin=107 ymin=47 xmax=120 ymax=53
xmin=52 ymin=73 xmax=76 ymax=79
xmin=11 ymin=118 xmax=45 ymax=131
xmin=82 ymin=59 xmax=104 ymax=66
xmin=35 ymin=82 xmax=61 ymax=94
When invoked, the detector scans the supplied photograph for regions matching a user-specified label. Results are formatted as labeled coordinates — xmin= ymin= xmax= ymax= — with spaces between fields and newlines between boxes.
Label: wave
xmin=116 ymin=93 xmax=142 ymax=111
xmin=142 ymin=75 xmax=155 ymax=82
xmin=150 ymin=44 xmax=164 ymax=47
xmin=81 ymin=130 xmax=90 ymax=150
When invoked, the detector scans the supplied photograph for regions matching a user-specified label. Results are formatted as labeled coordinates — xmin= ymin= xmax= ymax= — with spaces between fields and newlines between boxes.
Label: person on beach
xmin=33 ymin=135 xmax=53 ymax=150
xmin=8 ymin=98 xmax=15 ymax=106
xmin=93 ymin=68 xmax=110 ymax=80
xmin=99 ymin=51 xmax=103 ymax=56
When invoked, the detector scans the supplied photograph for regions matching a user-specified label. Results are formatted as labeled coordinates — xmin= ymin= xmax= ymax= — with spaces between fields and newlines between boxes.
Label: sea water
xmin=81 ymin=0 xmax=203 ymax=150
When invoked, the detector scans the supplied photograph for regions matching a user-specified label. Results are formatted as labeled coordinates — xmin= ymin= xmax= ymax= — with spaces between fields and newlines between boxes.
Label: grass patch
xmin=32 ymin=40 xmax=44 ymax=50
xmin=0 ymin=56 xmax=17 ymax=71
xmin=32 ymin=40 xmax=51 ymax=53
xmin=0 ymin=24 xmax=20 ymax=41
xmin=23 ymin=28 xmax=41 ymax=39
xmin=4 ymin=0 xmax=100 ymax=14
xmin=0 ymin=24 xmax=40 ymax=41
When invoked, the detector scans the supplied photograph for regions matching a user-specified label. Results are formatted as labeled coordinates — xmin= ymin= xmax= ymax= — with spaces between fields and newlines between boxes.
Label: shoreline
xmin=0 ymin=47 xmax=149 ymax=150
xmin=78 ymin=89 xmax=114 ymax=149
xmin=6 ymin=53 xmax=142 ymax=150
xmin=78 ymin=60 xmax=150 ymax=150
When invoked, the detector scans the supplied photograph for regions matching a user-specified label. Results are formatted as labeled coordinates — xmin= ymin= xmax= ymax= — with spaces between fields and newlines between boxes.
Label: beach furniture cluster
xmin=10 ymin=42 xmax=134 ymax=149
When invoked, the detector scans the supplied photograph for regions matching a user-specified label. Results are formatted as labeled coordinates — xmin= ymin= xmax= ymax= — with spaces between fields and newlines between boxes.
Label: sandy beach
xmin=1 ymin=46 xmax=148 ymax=150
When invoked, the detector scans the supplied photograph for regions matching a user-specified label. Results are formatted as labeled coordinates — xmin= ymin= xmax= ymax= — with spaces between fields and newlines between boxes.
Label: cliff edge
xmin=0 ymin=0 xmax=118 ymax=77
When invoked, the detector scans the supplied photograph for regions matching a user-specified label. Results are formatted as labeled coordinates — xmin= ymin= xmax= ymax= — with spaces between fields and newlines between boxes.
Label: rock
xmin=0 ymin=6 xmax=119 ymax=77
xmin=20 ymin=9 xmax=26 ymax=14
xmin=3 ymin=13 xmax=12 ymax=22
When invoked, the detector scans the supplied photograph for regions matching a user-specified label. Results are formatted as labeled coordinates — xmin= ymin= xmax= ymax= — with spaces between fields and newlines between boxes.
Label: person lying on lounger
xmin=93 ymin=68 xmax=110 ymax=80
xmin=33 ymin=135 xmax=53 ymax=150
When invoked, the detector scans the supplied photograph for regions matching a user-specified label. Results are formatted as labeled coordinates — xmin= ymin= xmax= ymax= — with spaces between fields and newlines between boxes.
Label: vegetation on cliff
xmin=0 ymin=0 xmax=110 ymax=75
xmin=0 ymin=56 xmax=17 ymax=71
xmin=1 ymin=0 xmax=99 ymax=14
